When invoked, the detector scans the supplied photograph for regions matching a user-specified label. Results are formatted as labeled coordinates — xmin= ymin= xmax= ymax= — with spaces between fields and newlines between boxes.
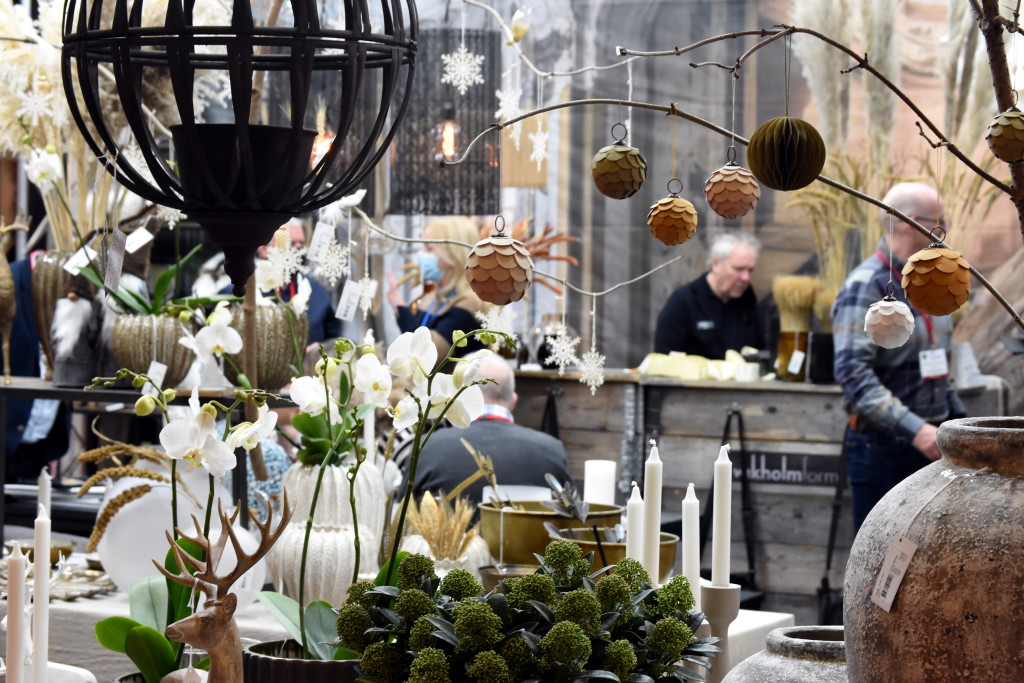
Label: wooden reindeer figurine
xmin=154 ymin=492 xmax=291 ymax=683
xmin=0 ymin=218 xmax=29 ymax=384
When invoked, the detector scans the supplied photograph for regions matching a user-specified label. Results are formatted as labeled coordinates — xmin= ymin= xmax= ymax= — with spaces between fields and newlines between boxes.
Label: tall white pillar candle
xmin=711 ymin=444 xmax=733 ymax=587
xmin=38 ymin=467 xmax=52 ymax=519
xmin=32 ymin=504 xmax=51 ymax=683
xmin=642 ymin=440 xmax=664 ymax=584
xmin=583 ymin=460 xmax=617 ymax=505
xmin=7 ymin=543 xmax=27 ymax=683
xmin=682 ymin=483 xmax=702 ymax=613
xmin=625 ymin=482 xmax=645 ymax=563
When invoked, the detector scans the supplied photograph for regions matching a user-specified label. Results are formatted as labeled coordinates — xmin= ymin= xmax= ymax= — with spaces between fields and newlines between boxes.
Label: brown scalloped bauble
xmin=465 ymin=236 xmax=535 ymax=306
xmin=986 ymin=108 xmax=1024 ymax=163
xmin=647 ymin=196 xmax=698 ymax=246
xmin=591 ymin=143 xmax=647 ymax=199
xmin=900 ymin=246 xmax=971 ymax=316
xmin=704 ymin=163 xmax=761 ymax=218
xmin=746 ymin=117 xmax=826 ymax=192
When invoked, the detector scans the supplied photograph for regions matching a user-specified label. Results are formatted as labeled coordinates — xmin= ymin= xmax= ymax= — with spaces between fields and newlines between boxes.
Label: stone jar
xmin=30 ymin=250 xmax=72 ymax=377
xmin=722 ymin=626 xmax=846 ymax=683
xmin=111 ymin=314 xmax=196 ymax=388
xmin=845 ymin=417 xmax=1024 ymax=682
xmin=226 ymin=303 xmax=309 ymax=391
xmin=243 ymin=640 xmax=359 ymax=682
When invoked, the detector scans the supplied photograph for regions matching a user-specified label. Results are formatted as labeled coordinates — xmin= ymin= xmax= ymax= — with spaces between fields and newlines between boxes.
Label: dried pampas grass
xmin=773 ymin=276 xmax=821 ymax=333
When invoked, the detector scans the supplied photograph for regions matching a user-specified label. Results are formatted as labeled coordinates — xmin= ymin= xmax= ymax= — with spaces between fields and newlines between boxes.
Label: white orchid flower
xmin=158 ymin=388 xmax=236 ymax=477
xmin=390 ymin=394 xmax=420 ymax=431
xmin=453 ymin=349 xmax=492 ymax=389
xmin=354 ymin=353 xmax=392 ymax=408
xmin=206 ymin=300 xmax=233 ymax=326
xmin=255 ymin=259 xmax=285 ymax=292
xmin=445 ymin=384 xmax=485 ymax=428
xmin=194 ymin=323 xmax=243 ymax=358
xmin=289 ymin=375 xmax=332 ymax=416
xmin=26 ymin=149 xmax=62 ymax=189
xmin=290 ymin=276 xmax=312 ymax=316
xmin=229 ymin=403 xmax=279 ymax=451
xmin=387 ymin=327 xmax=437 ymax=384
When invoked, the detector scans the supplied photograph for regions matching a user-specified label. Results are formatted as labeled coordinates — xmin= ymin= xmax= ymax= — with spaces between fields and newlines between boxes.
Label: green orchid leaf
xmin=336 ymin=371 xmax=351 ymax=406
xmin=375 ymin=552 xmax=409 ymax=586
xmin=165 ymin=537 xmax=205 ymax=626
xmin=152 ymin=244 xmax=202 ymax=307
xmin=304 ymin=600 xmax=339 ymax=660
xmin=334 ymin=646 xmax=360 ymax=661
xmin=354 ymin=403 xmax=376 ymax=420
xmin=78 ymin=265 xmax=149 ymax=314
xmin=95 ymin=616 xmax=142 ymax=653
xmin=122 ymin=286 xmax=156 ymax=315
xmin=256 ymin=591 xmax=303 ymax=645
xmin=292 ymin=411 xmax=331 ymax=440
xmin=124 ymin=625 xmax=178 ymax=683
xmin=128 ymin=576 xmax=168 ymax=634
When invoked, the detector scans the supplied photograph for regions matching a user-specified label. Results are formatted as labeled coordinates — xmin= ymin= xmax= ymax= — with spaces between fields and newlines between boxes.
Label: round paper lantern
xmin=704 ymin=163 xmax=761 ymax=218
xmin=986 ymin=108 xmax=1024 ymax=162
xmin=647 ymin=194 xmax=698 ymax=246
xmin=465 ymin=235 xmax=534 ymax=305
xmin=864 ymin=297 xmax=915 ymax=348
xmin=746 ymin=117 xmax=826 ymax=191
xmin=900 ymin=246 xmax=971 ymax=316
xmin=592 ymin=143 xmax=647 ymax=199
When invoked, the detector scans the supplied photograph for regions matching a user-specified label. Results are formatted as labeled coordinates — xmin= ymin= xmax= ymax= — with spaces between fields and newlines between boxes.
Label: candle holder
xmin=701 ymin=582 xmax=742 ymax=683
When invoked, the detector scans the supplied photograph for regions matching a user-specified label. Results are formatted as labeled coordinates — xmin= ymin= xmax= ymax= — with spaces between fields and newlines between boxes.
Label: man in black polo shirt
xmin=654 ymin=230 xmax=764 ymax=360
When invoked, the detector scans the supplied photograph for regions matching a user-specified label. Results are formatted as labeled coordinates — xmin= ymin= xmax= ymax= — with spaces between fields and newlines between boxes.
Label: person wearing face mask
xmin=654 ymin=230 xmax=765 ymax=359
xmin=387 ymin=216 xmax=487 ymax=359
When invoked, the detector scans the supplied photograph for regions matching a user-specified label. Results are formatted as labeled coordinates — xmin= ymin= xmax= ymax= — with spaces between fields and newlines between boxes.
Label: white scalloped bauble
xmin=864 ymin=298 xmax=915 ymax=348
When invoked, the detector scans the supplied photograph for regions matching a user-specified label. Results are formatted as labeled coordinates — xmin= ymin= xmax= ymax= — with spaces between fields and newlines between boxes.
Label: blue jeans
xmin=844 ymin=426 xmax=931 ymax=533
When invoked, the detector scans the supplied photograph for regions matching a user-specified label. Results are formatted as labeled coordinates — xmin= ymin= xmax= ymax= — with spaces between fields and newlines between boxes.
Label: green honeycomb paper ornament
xmin=746 ymin=116 xmax=826 ymax=192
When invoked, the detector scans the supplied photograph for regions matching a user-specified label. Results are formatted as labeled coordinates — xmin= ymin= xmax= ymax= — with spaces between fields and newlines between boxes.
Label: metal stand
xmin=701 ymin=582 xmax=742 ymax=683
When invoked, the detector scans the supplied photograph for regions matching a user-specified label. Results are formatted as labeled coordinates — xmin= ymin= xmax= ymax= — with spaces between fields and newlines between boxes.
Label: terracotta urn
xmin=844 ymin=417 xmax=1024 ymax=682
xmin=722 ymin=626 xmax=846 ymax=683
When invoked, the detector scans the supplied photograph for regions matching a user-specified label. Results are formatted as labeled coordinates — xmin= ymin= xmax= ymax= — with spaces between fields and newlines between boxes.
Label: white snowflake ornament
xmin=17 ymin=84 xmax=58 ymax=127
xmin=579 ymin=347 xmax=606 ymax=395
xmin=313 ymin=239 xmax=350 ymax=287
xmin=476 ymin=306 xmax=519 ymax=350
xmin=529 ymin=123 xmax=549 ymax=172
xmin=495 ymin=87 xmax=524 ymax=151
xmin=544 ymin=326 xmax=580 ymax=376
xmin=865 ymin=297 xmax=915 ymax=348
xmin=267 ymin=243 xmax=308 ymax=283
xmin=440 ymin=44 xmax=485 ymax=95
xmin=359 ymin=276 xmax=377 ymax=320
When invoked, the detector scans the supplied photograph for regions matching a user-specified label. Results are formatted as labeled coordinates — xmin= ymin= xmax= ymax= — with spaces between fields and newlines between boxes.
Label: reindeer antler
xmin=154 ymin=491 xmax=292 ymax=603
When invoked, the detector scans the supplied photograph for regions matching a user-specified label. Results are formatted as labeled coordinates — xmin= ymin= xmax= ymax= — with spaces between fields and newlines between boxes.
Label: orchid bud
xmin=163 ymin=388 xmax=176 ymax=403
xmin=201 ymin=403 xmax=218 ymax=418
xmin=135 ymin=396 xmax=157 ymax=416
xmin=178 ymin=310 xmax=192 ymax=325
xmin=131 ymin=375 xmax=146 ymax=388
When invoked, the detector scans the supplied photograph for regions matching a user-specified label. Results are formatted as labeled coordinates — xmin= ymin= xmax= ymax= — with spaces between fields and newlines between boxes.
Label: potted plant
xmin=330 ymin=539 xmax=720 ymax=682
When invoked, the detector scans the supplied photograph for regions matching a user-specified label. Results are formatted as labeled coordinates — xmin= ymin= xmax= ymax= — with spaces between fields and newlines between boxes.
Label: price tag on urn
xmin=142 ymin=361 xmax=168 ymax=398
xmin=125 ymin=227 xmax=154 ymax=254
xmin=871 ymin=535 xmax=918 ymax=612
xmin=336 ymin=279 xmax=361 ymax=321
xmin=63 ymin=245 xmax=98 ymax=276
xmin=787 ymin=349 xmax=806 ymax=375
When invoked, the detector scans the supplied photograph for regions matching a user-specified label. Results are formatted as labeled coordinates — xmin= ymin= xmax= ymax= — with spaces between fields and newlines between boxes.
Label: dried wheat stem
xmin=78 ymin=467 xmax=169 ymax=496
xmin=87 ymin=485 xmax=153 ymax=552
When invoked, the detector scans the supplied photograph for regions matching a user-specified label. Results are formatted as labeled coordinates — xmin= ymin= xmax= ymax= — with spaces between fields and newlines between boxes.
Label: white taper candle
xmin=38 ymin=468 xmax=52 ymax=519
xmin=32 ymin=504 xmax=50 ymax=683
xmin=682 ymin=482 xmax=701 ymax=612
xmin=711 ymin=444 xmax=733 ymax=587
xmin=625 ymin=482 xmax=645 ymax=563
xmin=7 ymin=543 xmax=27 ymax=683
xmin=642 ymin=440 xmax=664 ymax=584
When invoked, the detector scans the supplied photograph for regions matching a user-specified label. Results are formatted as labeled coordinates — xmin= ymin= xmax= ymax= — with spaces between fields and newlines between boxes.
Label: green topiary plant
xmin=333 ymin=541 xmax=720 ymax=682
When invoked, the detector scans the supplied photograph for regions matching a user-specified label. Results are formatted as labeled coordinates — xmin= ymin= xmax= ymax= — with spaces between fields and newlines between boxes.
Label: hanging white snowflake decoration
xmin=16 ymin=84 xmax=58 ymax=128
xmin=544 ymin=326 xmax=580 ymax=376
xmin=267 ymin=243 xmax=308 ymax=283
xmin=359 ymin=276 xmax=377 ymax=320
xmin=495 ymin=86 xmax=524 ymax=150
xmin=579 ymin=346 xmax=606 ymax=395
xmin=528 ymin=120 xmax=549 ymax=172
xmin=312 ymin=238 xmax=351 ymax=287
xmin=440 ymin=44 xmax=485 ymax=95
xmin=476 ymin=305 xmax=519 ymax=351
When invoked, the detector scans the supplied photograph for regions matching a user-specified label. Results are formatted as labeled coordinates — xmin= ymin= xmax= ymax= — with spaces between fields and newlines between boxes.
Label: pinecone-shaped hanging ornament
xmin=986 ymin=108 xmax=1024 ymax=163
xmin=591 ymin=123 xmax=647 ymax=199
xmin=864 ymin=296 xmax=915 ymax=348
xmin=747 ymin=116 xmax=826 ymax=191
xmin=465 ymin=224 xmax=534 ymax=306
xmin=647 ymin=180 xmax=698 ymax=246
xmin=900 ymin=244 xmax=971 ymax=316
xmin=704 ymin=162 xmax=761 ymax=219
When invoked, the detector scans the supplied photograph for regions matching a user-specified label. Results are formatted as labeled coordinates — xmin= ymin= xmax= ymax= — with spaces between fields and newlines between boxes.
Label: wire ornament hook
xmin=666 ymin=178 xmax=683 ymax=196
xmin=611 ymin=122 xmax=628 ymax=144
xmin=492 ymin=214 xmax=507 ymax=237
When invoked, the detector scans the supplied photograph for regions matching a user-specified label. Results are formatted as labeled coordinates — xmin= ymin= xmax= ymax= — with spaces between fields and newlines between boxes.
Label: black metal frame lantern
xmin=61 ymin=0 xmax=418 ymax=293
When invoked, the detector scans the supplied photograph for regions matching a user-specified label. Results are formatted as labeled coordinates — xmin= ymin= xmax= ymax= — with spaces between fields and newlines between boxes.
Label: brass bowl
xmin=478 ymin=501 xmax=624 ymax=566
xmin=561 ymin=528 xmax=679 ymax=584
xmin=478 ymin=564 xmax=539 ymax=592
xmin=5 ymin=538 xmax=75 ymax=565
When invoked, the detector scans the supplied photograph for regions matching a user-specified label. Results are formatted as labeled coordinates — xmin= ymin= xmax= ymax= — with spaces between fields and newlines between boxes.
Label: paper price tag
xmin=104 ymin=229 xmax=128 ymax=294
xmin=308 ymin=221 xmax=335 ymax=263
xmin=871 ymin=535 xmax=918 ymax=612
xmin=141 ymin=361 xmax=168 ymax=398
xmin=62 ymin=246 xmax=98 ymax=276
xmin=919 ymin=349 xmax=949 ymax=380
xmin=336 ymin=279 xmax=361 ymax=321
xmin=787 ymin=349 xmax=806 ymax=376
xmin=125 ymin=227 xmax=154 ymax=254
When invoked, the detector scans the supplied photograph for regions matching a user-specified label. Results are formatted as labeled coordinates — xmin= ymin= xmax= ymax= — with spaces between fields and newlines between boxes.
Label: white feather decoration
xmin=51 ymin=297 xmax=95 ymax=359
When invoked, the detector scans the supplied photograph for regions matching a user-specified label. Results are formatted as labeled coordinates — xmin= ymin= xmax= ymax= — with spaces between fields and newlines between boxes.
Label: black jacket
xmin=654 ymin=275 xmax=763 ymax=360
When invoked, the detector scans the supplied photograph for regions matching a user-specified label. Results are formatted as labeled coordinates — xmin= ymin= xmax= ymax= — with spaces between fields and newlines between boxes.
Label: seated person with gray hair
xmin=401 ymin=354 xmax=571 ymax=504
xmin=654 ymin=230 xmax=765 ymax=359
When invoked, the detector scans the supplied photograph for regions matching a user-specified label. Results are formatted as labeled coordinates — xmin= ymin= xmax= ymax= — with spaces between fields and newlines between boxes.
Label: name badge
xmin=697 ymin=320 xmax=715 ymax=331
xmin=919 ymin=349 xmax=949 ymax=379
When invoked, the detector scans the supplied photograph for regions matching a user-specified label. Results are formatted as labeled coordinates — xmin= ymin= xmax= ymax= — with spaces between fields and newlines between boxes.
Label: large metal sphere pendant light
xmin=61 ymin=0 xmax=418 ymax=294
